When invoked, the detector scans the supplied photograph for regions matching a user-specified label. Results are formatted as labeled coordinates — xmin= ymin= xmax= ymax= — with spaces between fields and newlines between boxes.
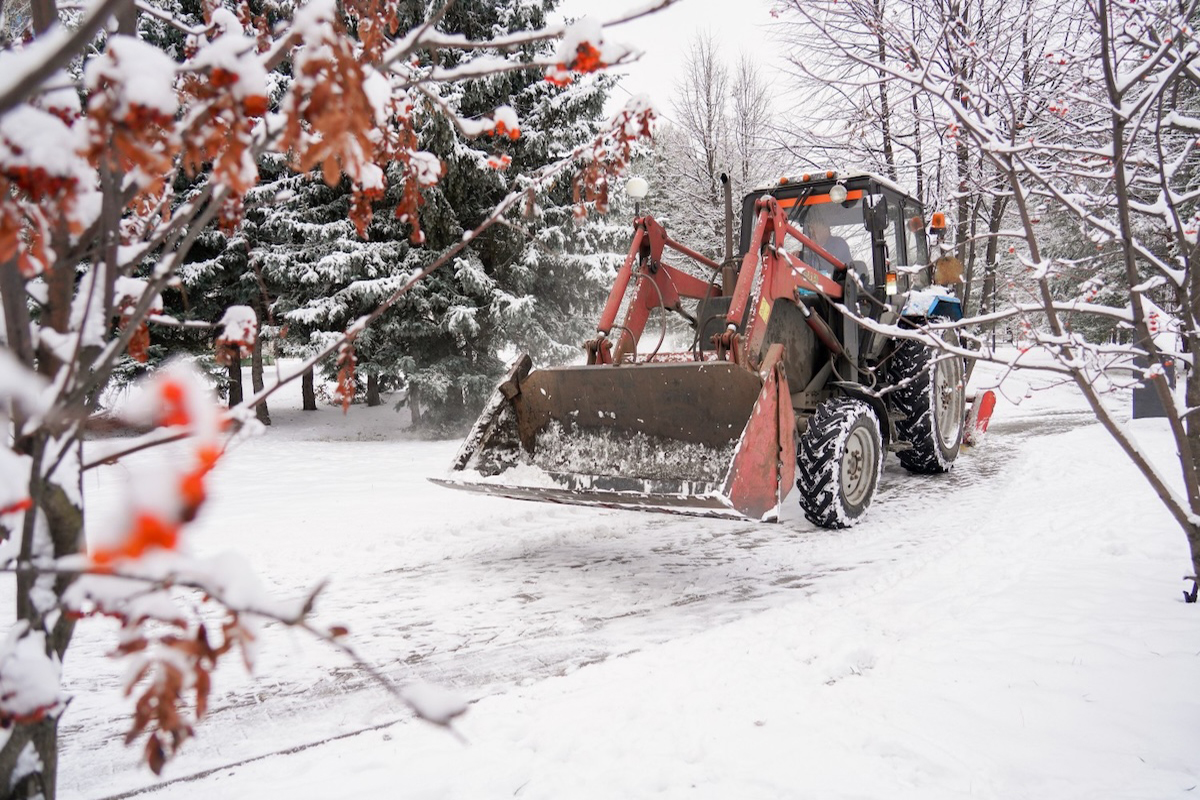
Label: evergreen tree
xmin=148 ymin=0 xmax=629 ymax=426
xmin=260 ymin=0 xmax=625 ymax=428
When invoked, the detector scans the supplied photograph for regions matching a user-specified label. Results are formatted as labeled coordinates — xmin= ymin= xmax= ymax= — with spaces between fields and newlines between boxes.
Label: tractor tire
xmin=797 ymin=397 xmax=883 ymax=529
xmin=889 ymin=338 xmax=966 ymax=474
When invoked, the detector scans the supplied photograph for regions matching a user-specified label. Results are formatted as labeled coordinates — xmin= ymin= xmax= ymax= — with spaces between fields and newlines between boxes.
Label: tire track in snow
xmin=76 ymin=402 xmax=1089 ymax=800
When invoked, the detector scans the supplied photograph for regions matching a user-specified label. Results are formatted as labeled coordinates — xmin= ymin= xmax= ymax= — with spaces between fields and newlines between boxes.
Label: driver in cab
xmin=802 ymin=218 xmax=852 ymax=275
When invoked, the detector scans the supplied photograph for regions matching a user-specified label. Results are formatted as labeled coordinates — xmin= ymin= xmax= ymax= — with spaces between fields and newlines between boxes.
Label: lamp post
xmin=625 ymin=176 xmax=649 ymax=216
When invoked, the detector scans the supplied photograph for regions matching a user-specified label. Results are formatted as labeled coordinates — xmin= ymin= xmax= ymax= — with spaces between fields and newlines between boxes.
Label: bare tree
xmin=667 ymin=33 xmax=730 ymax=255
xmin=652 ymin=34 xmax=775 ymax=260
xmin=786 ymin=0 xmax=1200 ymax=599
xmin=731 ymin=55 xmax=774 ymax=193
xmin=776 ymin=0 xmax=1087 ymax=315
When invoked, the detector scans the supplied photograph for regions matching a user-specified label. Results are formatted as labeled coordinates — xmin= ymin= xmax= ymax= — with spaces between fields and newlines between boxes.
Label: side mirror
xmin=867 ymin=196 xmax=890 ymax=235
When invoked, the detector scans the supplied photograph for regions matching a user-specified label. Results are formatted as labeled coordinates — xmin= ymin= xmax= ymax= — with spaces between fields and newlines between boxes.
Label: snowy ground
xmin=37 ymin=355 xmax=1200 ymax=798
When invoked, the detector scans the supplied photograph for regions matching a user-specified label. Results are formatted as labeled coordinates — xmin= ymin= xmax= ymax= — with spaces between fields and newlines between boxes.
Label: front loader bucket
xmin=431 ymin=354 xmax=796 ymax=521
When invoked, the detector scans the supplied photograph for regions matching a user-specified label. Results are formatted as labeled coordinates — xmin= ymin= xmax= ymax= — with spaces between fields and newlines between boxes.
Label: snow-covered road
xmin=41 ymin=360 xmax=1200 ymax=799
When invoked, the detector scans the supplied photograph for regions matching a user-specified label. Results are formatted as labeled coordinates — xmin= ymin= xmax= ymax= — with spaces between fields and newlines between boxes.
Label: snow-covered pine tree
xmin=264 ymin=0 xmax=624 ymax=428
xmin=247 ymin=153 xmax=411 ymax=408
xmin=133 ymin=0 xmax=289 ymax=412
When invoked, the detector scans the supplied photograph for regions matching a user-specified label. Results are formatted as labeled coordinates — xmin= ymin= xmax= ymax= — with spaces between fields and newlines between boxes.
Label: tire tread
xmin=797 ymin=397 xmax=881 ymax=528
xmin=889 ymin=339 xmax=957 ymax=474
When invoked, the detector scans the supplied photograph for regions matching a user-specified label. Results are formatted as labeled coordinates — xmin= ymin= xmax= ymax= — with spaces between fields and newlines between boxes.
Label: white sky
xmin=556 ymin=0 xmax=785 ymax=120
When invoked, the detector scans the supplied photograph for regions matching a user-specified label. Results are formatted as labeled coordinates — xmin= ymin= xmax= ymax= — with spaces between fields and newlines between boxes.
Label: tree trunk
xmin=955 ymin=141 xmax=971 ymax=271
xmin=366 ymin=373 xmax=381 ymax=407
xmin=874 ymin=0 xmax=898 ymax=182
xmin=911 ymin=95 xmax=925 ymax=206
xmin=408 ymin=385 xmax=421 ymax=428
xmin=1187 ymin=349 xmax=1200 ymax=592
xmin=115 ymin=0 xmax=136 ymax=34
xmin=0 ymin=435 xmax=84 ymax=798
xmin=1 ymin=193 xmax=82 ymax=798
xmin=251 ymin=335 xmax=270 ymax=425
xmin=30 ymin=0 xmax=57 ymax=33
xmin=1186 ymin=231 xmax=1200 ymax=591
xmin=1097 ymin=0 xmax=1200 ymax=596
xmin=978 ymin=194 xmax=1008 ymax=328
xmin=302 ymin=367 xmax=317 ymax=411
xmin=952 ymin=6 xmax=973 ymax=272
xmin=227 ymin=359 xmax=243 ymax=407
xmin=962 ymin=197 xmax=984 ymax=312
xmin=0 ymin=259 xmax=35 ymax=369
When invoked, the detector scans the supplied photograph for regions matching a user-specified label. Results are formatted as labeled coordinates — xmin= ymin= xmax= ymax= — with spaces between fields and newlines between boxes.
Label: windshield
xmin=781 ymin=198 xmax=869 ymax=278
xmin=737 ymin=182 xmax=925 ymax=291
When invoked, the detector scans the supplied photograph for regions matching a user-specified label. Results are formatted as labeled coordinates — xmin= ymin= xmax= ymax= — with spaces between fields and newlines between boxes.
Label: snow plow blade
xmin=432 ymin=354 xmax=796 ymax=521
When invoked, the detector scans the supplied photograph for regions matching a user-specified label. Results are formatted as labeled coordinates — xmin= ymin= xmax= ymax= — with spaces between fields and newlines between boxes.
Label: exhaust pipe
xmin=721 ymin=172 xmax=735 ymax=296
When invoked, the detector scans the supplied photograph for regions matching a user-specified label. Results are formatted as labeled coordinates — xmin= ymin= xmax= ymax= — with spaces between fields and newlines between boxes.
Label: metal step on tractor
xmin=433 ymin=171 xmax=996 ymax=527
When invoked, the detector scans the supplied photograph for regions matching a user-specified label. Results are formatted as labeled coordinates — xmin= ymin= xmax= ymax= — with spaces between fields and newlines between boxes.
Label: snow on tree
xmin=0 ymin=0 xmax=663 ymax=793
xmin=782 ymin=0 xmax=1200 ymax=599
xmin=648 ymin=35 xmax=777 ymax=262
xmin=775 ymin=0 xmax=1090 ymax=315
xmin=179 ymin=0 xmax=640 ymax=428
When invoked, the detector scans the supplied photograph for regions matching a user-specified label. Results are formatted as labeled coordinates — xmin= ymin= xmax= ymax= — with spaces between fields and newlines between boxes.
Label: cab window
xmin=890 ymin=200 xmax=928 ymax=292
xmin=781 ymin=200 xmax=870 ymax=281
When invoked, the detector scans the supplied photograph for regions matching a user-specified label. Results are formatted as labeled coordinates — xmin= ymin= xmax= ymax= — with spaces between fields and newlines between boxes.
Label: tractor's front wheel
xmin=889 ymin=338 xmax=966 ymax=474
xmin=797 ymin=397 xmax=883 ymax=529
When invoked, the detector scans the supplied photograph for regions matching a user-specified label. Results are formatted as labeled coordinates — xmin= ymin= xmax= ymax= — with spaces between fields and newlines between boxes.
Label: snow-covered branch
xmin=0 ymin=0 xmax=663 ymax=789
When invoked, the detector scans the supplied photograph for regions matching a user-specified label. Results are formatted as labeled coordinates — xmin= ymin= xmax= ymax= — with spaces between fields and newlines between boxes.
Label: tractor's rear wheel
xmin=889 ymin=338 xmax=966 ymax=474
xmin=797 ymin=397 xmax=883 ymax=529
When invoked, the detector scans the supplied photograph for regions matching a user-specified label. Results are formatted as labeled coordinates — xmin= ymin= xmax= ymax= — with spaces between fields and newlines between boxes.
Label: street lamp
xmin=625 ymin=176 xmax=649 ymax=216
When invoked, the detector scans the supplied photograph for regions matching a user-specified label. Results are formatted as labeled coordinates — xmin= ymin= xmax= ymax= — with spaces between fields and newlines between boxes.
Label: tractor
xmin=433 ymin=171 xmax=994 ymax=527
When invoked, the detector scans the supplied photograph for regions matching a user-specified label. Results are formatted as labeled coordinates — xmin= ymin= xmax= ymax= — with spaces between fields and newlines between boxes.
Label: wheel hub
xmin=841 ymin=427 xmax=876 ymax=506
xmin=934 ymin=359 xmax=965 ymax=449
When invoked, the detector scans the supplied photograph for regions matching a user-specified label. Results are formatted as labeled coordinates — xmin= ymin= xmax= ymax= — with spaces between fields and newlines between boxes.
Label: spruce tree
xmin=263 ymin=0 xmax=626 ymax=428
xmin=155 ymin=0 xmax=630 ymax=427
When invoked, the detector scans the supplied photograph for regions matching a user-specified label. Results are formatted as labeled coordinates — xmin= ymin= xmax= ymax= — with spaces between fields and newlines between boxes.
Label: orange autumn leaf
xmin=180 ymin=448 xmax=223 ymax=515
xmin=335 ymin=342 xmax=357 ymax=413
xmin=180 ymin=444 xmax=222 ymax=518
xmin=0 ymin=207 xmax=18 ymax=263
xmin=195 ymin=445 xmax=221 ymax=471
xmin=209 ymin=67 xmax=240 ymax=89
xmin=92 ymin=513 xmax=180 ymax=566
xmin=0 ymin=497 xmax=32 ymax=515
xmin=179 ymin=471 xmax=206 ymax=514
xmin=572 ymin=41 xmax=605 ymax=73
xmin=242 ymin=94 xmax=268 ymax=117
xmin=490 ymin=121 xmax=519 ymax=140
xmin=127 ymin=322 xmax=151 ymax=363
xmin=158 ymin=380 xmax=191 ymax=427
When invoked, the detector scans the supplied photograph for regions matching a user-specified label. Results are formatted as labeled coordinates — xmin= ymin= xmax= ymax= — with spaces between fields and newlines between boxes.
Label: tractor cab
xmin=739 ymin=172 xmax=935 ymax=314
